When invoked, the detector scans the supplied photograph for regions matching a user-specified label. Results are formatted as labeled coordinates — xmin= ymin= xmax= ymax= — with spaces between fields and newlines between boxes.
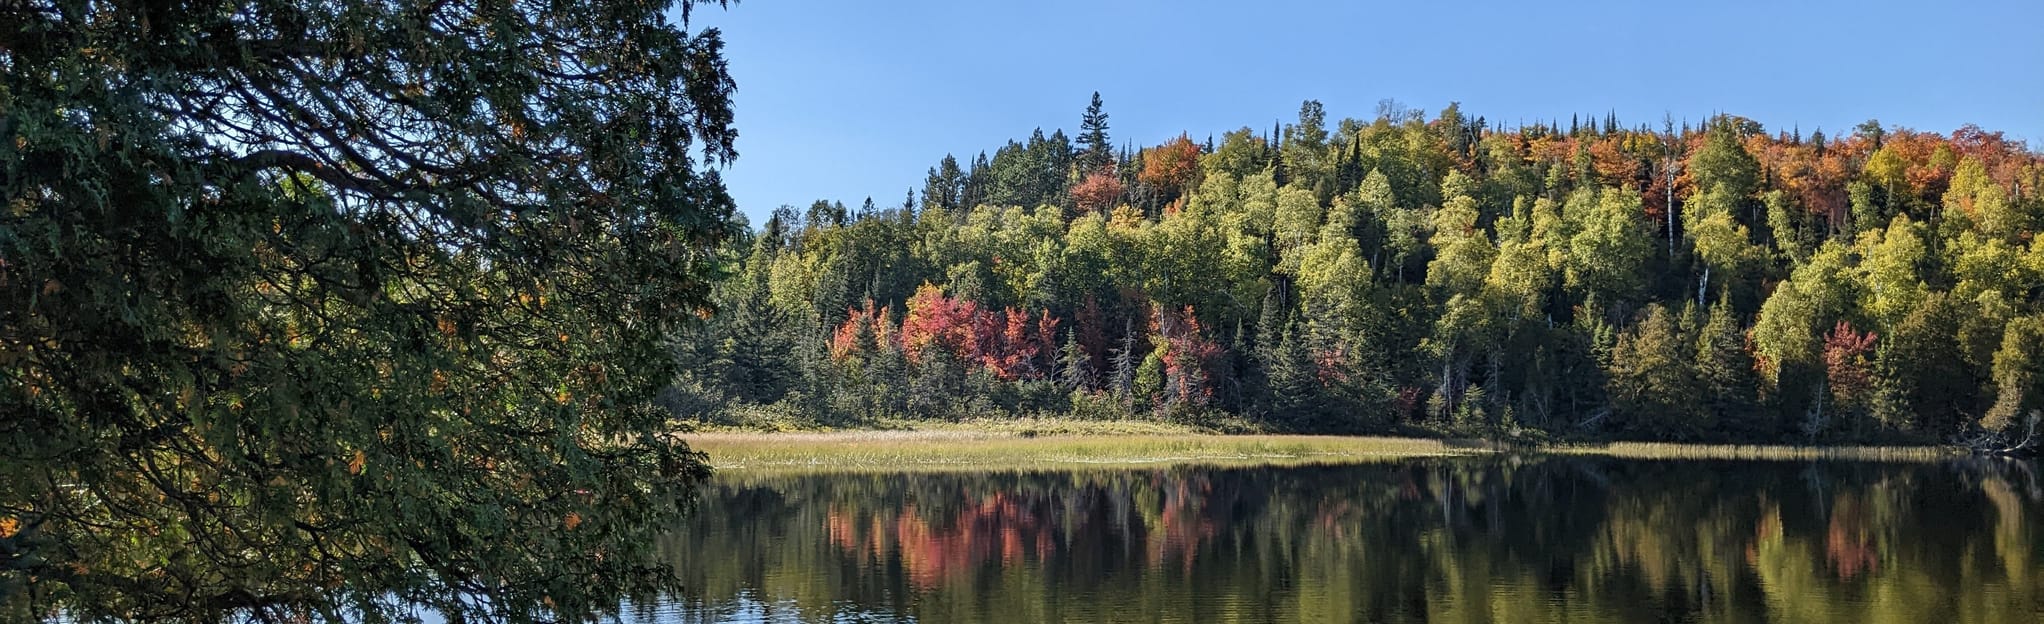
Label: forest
xmin=15 ymin=0 xmax=2041 ymax=619
xmin=669 ymin=95 xmax=2044 ymax=446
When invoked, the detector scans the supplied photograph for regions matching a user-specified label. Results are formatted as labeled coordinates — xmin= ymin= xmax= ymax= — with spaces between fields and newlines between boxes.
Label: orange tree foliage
xmin=1154 ymin=305 xmax=1223 ymax=405
xmin=980 ymin=308 xmax=1059 ymax=380
xmin=1824 ymin=321 xmax=1879 ymax=409
xmin=1757 ymin=138 xmax=1855 ymax=229
xmin=901 ymin=284 xmax=981 ymax=364
xmin=1069 ymin=168 xmax=1126 ymax=214
xmin=830 ymin=300 xmax=895 ymax=361
xmin=892 ymin=284 xmax=1058 ymax=380
xmin=1139 ymin=135 xmax=1202 ymax=197
xmin=1868 ymin=130 xmax=1959 ymax=205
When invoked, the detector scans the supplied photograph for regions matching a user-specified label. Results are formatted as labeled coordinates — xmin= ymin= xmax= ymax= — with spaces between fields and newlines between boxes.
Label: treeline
xmin=667 ymin=94 xmax=2044 ymax=445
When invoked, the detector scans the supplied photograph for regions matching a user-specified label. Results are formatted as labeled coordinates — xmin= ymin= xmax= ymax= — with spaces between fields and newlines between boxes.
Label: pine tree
xmin=1693 ymin=296 xmax=1757 ymax=436
xmin=961 ymin=151 xmax=991 ymax=210
xmin=1078 ymin=91 xmax=1113 ymax=174
xmin=1247 ymin=287 xmax=1289 ymax=412
xmin=924 ymin=154 xmax=964 ymax=211
xmin=1266 ymin=322 xmax=1324 ymax=429
xmin=1608 ymin=305 xmax=1703 ymax=438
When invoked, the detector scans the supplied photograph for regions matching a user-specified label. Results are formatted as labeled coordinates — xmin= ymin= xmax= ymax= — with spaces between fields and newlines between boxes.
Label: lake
xmin=649 ymin=456 xmax=2044 ymax=623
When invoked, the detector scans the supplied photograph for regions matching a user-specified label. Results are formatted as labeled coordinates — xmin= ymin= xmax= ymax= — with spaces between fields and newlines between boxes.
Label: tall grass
xmin=1555 ymin=441 xmax=1965 ymax=462
xmin=679 ymin=419 xmax=1969 ymax=474
xmin=683 ymin=431 xmax=1486 ymax=473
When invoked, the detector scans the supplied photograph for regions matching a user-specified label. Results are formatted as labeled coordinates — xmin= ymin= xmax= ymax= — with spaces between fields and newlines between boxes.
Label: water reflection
xmin=653 ymin=458 xmax=2044 ymax=623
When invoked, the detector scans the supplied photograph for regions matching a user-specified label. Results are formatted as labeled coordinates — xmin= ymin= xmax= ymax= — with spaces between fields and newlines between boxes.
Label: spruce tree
xmin=1694 ymin=296 xmax=1759 ymax=436
xmin=1079 ymin=91 xmax=1114 ymax=175
xmin=924 ymin=154 xmax=965 ymax=211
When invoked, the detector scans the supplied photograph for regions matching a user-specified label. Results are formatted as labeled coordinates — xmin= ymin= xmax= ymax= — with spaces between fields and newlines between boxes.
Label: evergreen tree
xmin=1870 ymin=293 xmax=1980 ymax=435
xmin=1079 ymin=91 xmax=1114 ymax=174
xmin=961 ymin=151 xmax=992 ymax=209
xmin=3 ymin=0 xmax=738 ymax=618
xmin=1608 ymin=305 xmax=1704 ymax=438
xmin=1282 ymin=100 xmax=1331 ymax=193
xmin=1694 ymin=297 xmax=1759 ymax=437
xmin=924 ymin=154 xmax=965 ymax=211
xmin=1265 ymin=323 xmax=1321 ymax=428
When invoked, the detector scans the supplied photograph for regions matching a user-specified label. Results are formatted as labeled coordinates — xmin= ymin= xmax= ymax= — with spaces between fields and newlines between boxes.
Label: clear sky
xmin=692 ymin=0 xmax=2043 ymax=224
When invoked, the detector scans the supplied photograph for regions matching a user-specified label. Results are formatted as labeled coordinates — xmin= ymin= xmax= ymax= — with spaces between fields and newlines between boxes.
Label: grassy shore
xmin=685 ymin=430 xmax=1489 ymax=473
xmin=1554 ymin=441 xmax=1968 ymax=462
xmin=679 ymin=417 xmax=1966 ymax=472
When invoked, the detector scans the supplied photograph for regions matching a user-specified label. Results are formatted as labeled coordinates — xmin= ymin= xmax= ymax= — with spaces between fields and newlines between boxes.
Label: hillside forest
xmin=669 ymin=95 xmax=2044 ymax=446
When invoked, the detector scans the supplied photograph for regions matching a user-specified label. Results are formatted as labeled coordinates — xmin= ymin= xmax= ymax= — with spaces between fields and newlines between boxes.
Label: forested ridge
xmin=671 ymin=95 xmax=2044 ymax=446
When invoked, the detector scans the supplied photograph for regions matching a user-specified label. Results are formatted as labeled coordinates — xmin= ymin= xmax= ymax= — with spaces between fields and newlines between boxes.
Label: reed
xmin=683 ymin=431 xmax=1489 ymax=473
xmin=1553 ymin=441 xmax=1965 ymax=462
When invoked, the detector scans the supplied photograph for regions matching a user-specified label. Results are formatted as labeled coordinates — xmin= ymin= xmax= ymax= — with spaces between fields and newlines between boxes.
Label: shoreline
xmin=679 ymin=422 xmax=1971 ymax=473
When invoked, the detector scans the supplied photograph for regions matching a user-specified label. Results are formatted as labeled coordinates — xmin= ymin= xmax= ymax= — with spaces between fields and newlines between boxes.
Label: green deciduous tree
xmin=1753 ymin=241 xmax=1858 ymax=381
xmin=1687 ymin=118 xmax=1763 ymax=204
xmin=1856 ymin=215 xmax=1931 ymax=331
xmin=1984 ymin=316 xmax=2044 ymax=433
xmin=1687 ymin=185 xmax=1763 ymax=304
xmin=1563 ymin=188 xmax=1655 ymax=307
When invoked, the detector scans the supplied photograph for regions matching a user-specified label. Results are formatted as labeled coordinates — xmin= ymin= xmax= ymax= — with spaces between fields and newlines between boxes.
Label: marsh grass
xmin=680 ymin=418 xmax=1968 ymax=473
xmin=1556 ymin=441 xmax=1965 ymax=462
xmin=682 ymin=415 xmax=1263 ymax=436
xmin=683 ymin=431 xmax=1488 ymax=473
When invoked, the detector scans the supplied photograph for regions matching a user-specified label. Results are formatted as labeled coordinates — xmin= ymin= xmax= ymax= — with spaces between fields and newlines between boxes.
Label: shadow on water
xmin=644 ymin=456 xmax=2044 ymax=623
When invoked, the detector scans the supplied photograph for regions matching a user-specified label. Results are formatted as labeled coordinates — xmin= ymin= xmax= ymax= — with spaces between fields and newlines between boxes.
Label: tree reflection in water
xmin=653 ymin=458 xmax=2044 ymax=623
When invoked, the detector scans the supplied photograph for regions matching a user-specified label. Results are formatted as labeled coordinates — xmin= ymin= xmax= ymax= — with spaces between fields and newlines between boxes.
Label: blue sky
xmin=693 ymin=1 xmax=2043 ymax=224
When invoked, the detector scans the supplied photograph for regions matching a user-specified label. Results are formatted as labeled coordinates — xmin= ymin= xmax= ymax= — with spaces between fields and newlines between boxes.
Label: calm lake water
xmin=650 ymin=457 xmax=2044 ymax=623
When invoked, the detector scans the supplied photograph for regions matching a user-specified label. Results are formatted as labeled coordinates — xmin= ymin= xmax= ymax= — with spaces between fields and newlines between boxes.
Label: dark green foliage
xmin=1870 ymin=293 xmax=1982 ymax=434
xmin=985 ymin=129 xmax=1074 ymax=209
xmin=1694 ymin=298 xmax=1762 ymax=437
xmin=924 ymin=154 xmax=966 ymax=211
xmin=3 ymin=0 xmax=738 ymax=620
xmin=1607 ymin=305 xmax=1703 ymax=439
xmin=1078 ymin=92 xmax=1113 ymax=175
xmin=1263 ymin=323 xmax=1322 ymax=427
xmin=670 ymin=278 xmax=799 ymax=409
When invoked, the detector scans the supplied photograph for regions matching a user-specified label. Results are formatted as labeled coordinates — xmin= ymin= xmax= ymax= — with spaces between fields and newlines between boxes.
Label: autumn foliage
xmin=899 ymin=283 xmax=981 ymax=364
xmin=831 ymin=299 xmax=895 ymax=360
xmin=698 ymin=97 xmax=2044 ymax=444
xmin=1154 ymin=305 xmax=1222 ymax=405
xmin=1139 ymin=134 xmax=1201 ymax=196
xmin=1069 ymin=168 xmax=1125 ymax=214
xmin=1823 ymin=321 xmax=1878 ymax=408
xmin=851 ymin=284 xmax=1059 ymax=381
